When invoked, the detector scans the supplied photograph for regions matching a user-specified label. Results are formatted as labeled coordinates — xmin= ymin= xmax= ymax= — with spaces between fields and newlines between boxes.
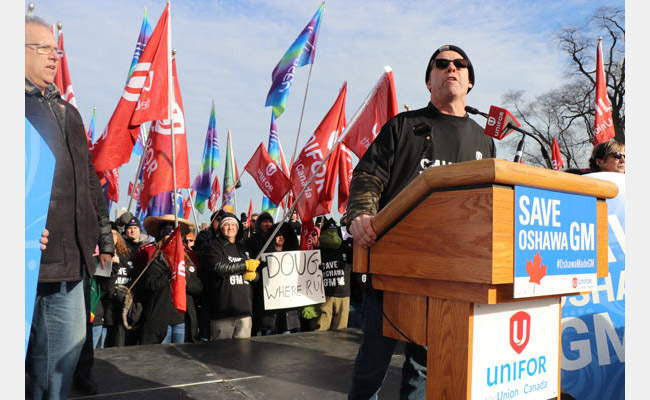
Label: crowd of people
xmin=26 ymin=11 xmax=625 ymax=399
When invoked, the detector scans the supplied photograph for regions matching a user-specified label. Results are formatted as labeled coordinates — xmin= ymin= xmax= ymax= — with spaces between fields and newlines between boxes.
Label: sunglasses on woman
xmin=609 ymin=152 xmax=625 ymax=160
xmin=433 ymin=58 xmax=470 ymax=70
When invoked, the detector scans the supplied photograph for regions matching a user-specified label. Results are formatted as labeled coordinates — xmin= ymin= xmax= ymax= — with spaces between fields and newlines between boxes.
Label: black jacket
xmin=25 ymin=79 xmax=113 ymax=282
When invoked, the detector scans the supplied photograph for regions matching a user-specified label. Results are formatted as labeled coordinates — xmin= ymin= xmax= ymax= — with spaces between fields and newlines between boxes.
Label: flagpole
xmin=126 ymin=124 xmax=149 ymax=213
xmin=288 ymin=62 xmax=315 ymax=170
xmin=168 ymin=2 xmax=178 ymax=228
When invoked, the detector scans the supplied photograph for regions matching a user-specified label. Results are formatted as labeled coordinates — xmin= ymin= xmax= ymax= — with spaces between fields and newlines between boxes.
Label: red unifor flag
xmin=300 ymin=218 xmax=317 ymax=250
xmin=247 ymin=199 xmax=253 ymax=227
xmin=138 ymin=58 xmax=190 ymax=211
xmin=160 ymin=226 xmax=186 ymax=313
xmin=99 ymin=168 xmax=120 ymax=203
xmin=91 ymin=4 xmax=170 ymax=172
xmin=290 ymin=82 xmax=347 ymax=221
xmin=551 ymin=138 xmax=564 ymax=171
xmin=127 ymin=181 xmax=141 ymax=200
xmin=338 ymin=143 xmax=354 ymax=213
xmin=183 ymin=190 xmax=193 ymax=219
xmin=208 ymin=175 xmax=221 ymax=212
xmin=342 ymin=66 xmax=398 ymax=158
xmin=245 ymin=143 xmax=292 ymax=205
xmin=593 ymin=38 xmax=616 ymax=145
xmin=53 ymin=30 xmax=77 ymax=108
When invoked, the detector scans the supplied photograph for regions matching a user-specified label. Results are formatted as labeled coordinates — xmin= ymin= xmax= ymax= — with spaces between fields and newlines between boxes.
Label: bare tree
xmin=499 ymin=7 xmax=624 ymax=169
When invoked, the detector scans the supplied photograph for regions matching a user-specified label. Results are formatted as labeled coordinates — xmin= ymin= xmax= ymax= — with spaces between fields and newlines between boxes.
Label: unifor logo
xmin=572 ymin=277 xmax=578 ymax=289
xmin=509 ymin=311 xmax=531 ymax=354
xmin=487 ymin=116 xmax=496 ymax=127
xmin=266 ymin=162 xmax=277 ymax=176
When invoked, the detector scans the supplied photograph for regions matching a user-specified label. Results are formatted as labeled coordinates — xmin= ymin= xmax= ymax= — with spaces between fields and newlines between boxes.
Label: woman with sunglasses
xmin=589 ymin=140 xmax=625 ymax=174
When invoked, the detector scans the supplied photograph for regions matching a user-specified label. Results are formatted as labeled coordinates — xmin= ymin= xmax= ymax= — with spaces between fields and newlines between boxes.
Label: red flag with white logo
xmin=245 ymin=143 xmax=292 ymax=205
xmin=593 ymin=39 xmax=616 ymax=145
xmin=342 ymin=67 xmax=398 ymax=158
xmin=99 ymin=168 xmax=120 ymax=203
xmin=338 ymin=143 xmax=354 ymax=213
xmin=290 ymin=83 xmax=347 ymax=221
xmin=551 ymin=138 xmax=564 ymax=171
xmin=299 ymin=218 xmax=317 ymax=250
xmin=183 ymin=190 xmax=193 ymax=219
xmin=53 ymin=30 xmax=77 ymax=108
xmin=138 ymin=58 xmax=190 ymax=211
xmin=160 ymin=226 xmax=186 ymax=313
xmin=91 ymin=4 xmax=170 ymax=171
xmin=208 ymin=175 xmax=221 ymax=212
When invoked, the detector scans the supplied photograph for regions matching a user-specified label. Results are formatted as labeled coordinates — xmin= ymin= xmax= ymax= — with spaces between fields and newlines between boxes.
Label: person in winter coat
xmin=133 ymin=215 xmax=200 ymax=345
xmin=200 ymin=213 xmax=261 ymax=340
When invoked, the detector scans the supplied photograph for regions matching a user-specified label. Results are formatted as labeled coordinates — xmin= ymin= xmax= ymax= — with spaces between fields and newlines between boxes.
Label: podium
xmin=352 ymin=159 xmax=618 ymax=399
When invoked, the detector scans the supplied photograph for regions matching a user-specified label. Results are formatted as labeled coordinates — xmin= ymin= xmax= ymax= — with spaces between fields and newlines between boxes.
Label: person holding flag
xmin=346 ymin=45 xmax=496 ymax=399
xmin=133 ymin=215 xmax=201 ymax=345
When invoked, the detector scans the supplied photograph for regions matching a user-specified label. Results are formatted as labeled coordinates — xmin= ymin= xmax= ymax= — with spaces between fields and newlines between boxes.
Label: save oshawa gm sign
xmin=471 ymin=298 xmax=559 ymax=399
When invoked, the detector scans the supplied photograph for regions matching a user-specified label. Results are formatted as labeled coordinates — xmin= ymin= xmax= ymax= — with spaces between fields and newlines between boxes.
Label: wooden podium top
xmin=371 ymin=158 xmax=618 ymax=237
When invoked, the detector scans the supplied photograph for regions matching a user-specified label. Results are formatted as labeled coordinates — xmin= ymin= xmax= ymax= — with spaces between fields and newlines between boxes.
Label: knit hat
xmin=126 ymin=217 xmax=141 ymax=229
xmin=425 ymin=44 xmax=475 ymax=92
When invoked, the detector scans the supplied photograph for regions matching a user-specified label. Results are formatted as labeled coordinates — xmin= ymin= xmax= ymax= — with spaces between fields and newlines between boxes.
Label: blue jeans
xmin=26 ymin=278 xmax=86 ymax=400
xmin=162 ymin=322 xmax=186 ymax=344
xmin=348 ymin=288 xmax=427 ymax=400
xmin=92 ymin=325 xmax=107 ymax=349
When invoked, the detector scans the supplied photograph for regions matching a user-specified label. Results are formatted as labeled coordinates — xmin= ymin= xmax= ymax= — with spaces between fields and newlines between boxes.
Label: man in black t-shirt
xmin=346 ymin=45 xmax=495 ymax=400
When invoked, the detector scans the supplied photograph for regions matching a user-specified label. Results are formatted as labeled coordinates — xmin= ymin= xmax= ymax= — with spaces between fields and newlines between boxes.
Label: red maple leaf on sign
xmin=525 ymin=251 xmax=547 ymax=285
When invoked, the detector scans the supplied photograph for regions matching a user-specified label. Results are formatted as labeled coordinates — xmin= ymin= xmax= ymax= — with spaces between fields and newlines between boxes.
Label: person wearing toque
xmin=200 ymin=212 xmax=261 ymax=339
xmin=346 ymin=44 xmax=496 ymax=399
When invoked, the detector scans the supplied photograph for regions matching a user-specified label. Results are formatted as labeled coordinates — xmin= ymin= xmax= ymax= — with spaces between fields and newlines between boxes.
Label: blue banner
xmin=560 ymin=172 xmax=625 ymax=399
xmin=25 ymin=119 xmax=55 ymax=357
xmin=514 ymin=186 xmax=597 ymax=298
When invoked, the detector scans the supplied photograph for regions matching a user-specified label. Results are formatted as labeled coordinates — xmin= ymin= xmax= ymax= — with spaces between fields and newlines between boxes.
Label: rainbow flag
xmin=129 ymin=7 xmax=153 ymax=156
xmin=221 ymin=129 xmax=240 ymax=214
xmin=262 ymin=113 xmax=283 ymax=216
xmin=265 ymin=2 xmax=324 ymax=118
xmin=191 ymin=102 xmax=221 ymax=213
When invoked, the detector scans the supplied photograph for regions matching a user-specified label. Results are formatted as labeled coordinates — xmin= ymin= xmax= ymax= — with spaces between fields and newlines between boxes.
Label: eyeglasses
xmin=25 ymin=43 xmax=64 ymax=57
xmin=433 ymin=58 xmax=469 ymax=70
xmin=609 ymin=152 xmax=625 ymax=160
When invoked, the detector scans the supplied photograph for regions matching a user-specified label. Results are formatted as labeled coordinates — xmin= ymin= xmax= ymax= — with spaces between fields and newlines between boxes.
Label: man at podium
xmin=346 ymin=44 xmax=495 ymax=399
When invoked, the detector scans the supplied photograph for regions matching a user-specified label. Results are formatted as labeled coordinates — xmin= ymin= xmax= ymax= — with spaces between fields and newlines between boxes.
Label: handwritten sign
xmin=261 ymin=250 xmax=325 ymax=310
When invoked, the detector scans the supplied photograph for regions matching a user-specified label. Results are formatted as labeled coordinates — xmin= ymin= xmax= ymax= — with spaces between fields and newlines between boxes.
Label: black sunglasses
xmin=609 ymin=152 xmax=625 ymax=160
xmin=433 ymin=58 xmax=469 ymax=70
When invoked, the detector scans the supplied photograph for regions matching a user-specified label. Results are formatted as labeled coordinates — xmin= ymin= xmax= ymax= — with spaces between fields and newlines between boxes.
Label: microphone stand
xmin=513 ymin=134 xmax=525 ymax=163
xmin=505 ymin=124 xmax=553 ymax=169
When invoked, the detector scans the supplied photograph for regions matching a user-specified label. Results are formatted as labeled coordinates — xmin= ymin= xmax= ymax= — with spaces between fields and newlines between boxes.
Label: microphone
xmin=466 ymin=105 xmax=553 ymax=169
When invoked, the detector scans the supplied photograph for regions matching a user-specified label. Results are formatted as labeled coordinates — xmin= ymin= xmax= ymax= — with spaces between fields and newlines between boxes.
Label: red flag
xmin=99 ymin=168 xmax=120 ymax=203
xmin=342 ymin=66 xmax=398 ymax=158
xmin=247 ymin=199 xmax=253 ymax=227
xmin=290 ymin=83 xmax=347 ymax=221
xmin=91 ymin=4 xmax=170 ymax=171
xmin=551 ymin=138 xmax=564 ymax=170
xmin=245 ymin=143 xmax=292 ymax=205
xmin=338 ymin=143 xmax=353 ymax=213
xmin=183 ymin=190 xmax=193 ymax=219
xmin=160 ymin=227 xmax=186 ymax=313
xmin=53 ymin=30 xmax=77 ymax=108
xmin=139 ymin=58 xmax=190 ymax=211
xmin=208 ymin=175 xmax=221 ymax=212
xmin=300 ymin=219 xmax=317 ymax=250
xmin=593 ymin=39 xmax=616 ymax=145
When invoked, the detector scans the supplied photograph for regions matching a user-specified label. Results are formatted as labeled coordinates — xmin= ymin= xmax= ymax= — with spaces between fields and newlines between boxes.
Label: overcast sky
xmin=27 ymin=0 xmax=624 ymax=224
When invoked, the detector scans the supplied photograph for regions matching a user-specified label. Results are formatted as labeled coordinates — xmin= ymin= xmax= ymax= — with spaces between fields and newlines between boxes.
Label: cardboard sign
xmin=514 ymin=186 xmax=597 ymax=298
xmin=25 ymin=119 xmax=55 ymax=357
xmin=471 ymin=298 xmax=559 ymax=399
xmin=261 ymin=250 xmax=325 ymax=310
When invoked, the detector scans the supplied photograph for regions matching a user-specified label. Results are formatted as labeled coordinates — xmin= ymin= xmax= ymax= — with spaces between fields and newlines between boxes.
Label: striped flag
xmin=191 ymin=102 xmax=221 ymax=213
xmin=265 ymin=2 xmax=324 ymax=118
xmin=221 ymin=130 xmax=240 ymax=213
xmin=262 ymin=113 xmax=284 ymax=216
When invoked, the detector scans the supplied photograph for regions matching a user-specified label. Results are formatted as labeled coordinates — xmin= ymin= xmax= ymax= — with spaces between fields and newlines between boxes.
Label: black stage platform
xmin=69 ymin=328 xmax=405 ymax=399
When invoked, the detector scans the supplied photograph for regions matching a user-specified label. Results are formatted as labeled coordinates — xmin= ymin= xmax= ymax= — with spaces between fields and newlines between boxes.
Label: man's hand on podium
xmin=350 ymin=214 xmax=377 ymax=248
